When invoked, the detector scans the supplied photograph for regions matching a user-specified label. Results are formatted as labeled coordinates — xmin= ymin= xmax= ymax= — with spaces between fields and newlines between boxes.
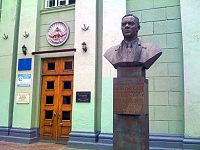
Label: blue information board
xmin=18 ymin=58 xmax=32 ymax=71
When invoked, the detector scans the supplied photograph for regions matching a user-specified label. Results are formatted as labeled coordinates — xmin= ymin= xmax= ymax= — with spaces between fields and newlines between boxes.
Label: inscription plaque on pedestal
xmin=114 ymin=77 xmax=148 ymax=115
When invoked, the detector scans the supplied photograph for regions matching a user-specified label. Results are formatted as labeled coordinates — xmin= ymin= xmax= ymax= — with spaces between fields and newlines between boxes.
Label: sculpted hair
xmin=122 ymin=14 xmax=140 ymax=30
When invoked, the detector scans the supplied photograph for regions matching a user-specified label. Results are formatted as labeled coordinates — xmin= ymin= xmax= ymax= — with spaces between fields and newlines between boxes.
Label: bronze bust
xmin=104 ymin=14 xmax=162 ymax=69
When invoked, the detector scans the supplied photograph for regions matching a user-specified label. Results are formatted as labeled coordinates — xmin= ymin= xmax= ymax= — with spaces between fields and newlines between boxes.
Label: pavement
xmin=0 ymin=141 xmax=186 ymax=150
xmin=0 ymin=141 xmax=88 ymax=150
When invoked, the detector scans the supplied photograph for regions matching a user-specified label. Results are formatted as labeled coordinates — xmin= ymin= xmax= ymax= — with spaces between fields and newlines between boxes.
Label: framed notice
xmin=76 ymin=91 xmax=91 ymax=103
xmin=17 ymin=74 xmax=31 ymax=87
xmin=16 ymin=93 xmax=30 ymax=104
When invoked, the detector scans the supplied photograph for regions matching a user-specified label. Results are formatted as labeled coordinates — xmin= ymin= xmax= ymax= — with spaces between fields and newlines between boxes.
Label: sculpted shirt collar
xmin=116 ymin=38 xmax=143 ymax=62
xmin=117 ymin=38 xmax=142 ymax=52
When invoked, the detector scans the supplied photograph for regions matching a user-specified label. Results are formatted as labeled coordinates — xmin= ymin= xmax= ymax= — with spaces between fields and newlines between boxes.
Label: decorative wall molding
xmin=3 ymin=33 xmax=8 ymax=40
xmin=32 ymin=48 xmax=76 ymax=55
xmin=23 ymin=31 xmax=29 ymax=38
xmin=81 ymin=24 xmax=89 ymax=31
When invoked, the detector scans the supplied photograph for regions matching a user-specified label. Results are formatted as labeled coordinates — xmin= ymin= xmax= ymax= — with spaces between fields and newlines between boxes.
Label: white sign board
xmin=17 ymin=74 xmax=31 ymax=87
xmin=16 ymin=93 xmax=30 ymax=104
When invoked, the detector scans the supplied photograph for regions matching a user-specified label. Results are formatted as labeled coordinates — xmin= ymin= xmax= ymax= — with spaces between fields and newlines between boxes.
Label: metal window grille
xmin=45 ymin=0 xmax=75 ymax=8
xmin=58 ymin=0 xmax=68 ymax=6
xmin=46 ymin=0 xmax=56 ymax=8
xmin=69 ymin=0 xmax=75 ymax=5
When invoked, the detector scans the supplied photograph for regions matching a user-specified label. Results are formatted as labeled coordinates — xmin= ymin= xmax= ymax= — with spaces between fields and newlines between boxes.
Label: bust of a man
xmin=104 ymin=14 xmax=162 ymax=69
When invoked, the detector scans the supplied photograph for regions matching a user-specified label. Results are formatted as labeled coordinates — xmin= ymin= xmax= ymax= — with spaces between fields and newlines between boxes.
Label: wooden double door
xmin=40 ymin=57 xmax=73 ymax=141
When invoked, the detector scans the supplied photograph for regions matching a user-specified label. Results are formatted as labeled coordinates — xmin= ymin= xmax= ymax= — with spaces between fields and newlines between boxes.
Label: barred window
xmin=45 ymin=0 xmax=75 ymax=8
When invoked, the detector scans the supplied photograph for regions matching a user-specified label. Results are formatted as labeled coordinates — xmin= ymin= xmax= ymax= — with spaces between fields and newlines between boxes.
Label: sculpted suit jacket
xmin=104 ymin=38 xmax=162 ymax=69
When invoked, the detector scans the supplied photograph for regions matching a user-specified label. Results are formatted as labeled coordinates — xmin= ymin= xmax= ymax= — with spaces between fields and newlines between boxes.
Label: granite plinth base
xmin=113 ymin=114 xmax=149 ymax=150
xmin=0 ymin=127 xmax=39 ymax=144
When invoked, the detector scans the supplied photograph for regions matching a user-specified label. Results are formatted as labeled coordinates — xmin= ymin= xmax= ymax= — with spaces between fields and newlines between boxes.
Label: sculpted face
xmin=121 ymin=16 xmax=139 ymax=41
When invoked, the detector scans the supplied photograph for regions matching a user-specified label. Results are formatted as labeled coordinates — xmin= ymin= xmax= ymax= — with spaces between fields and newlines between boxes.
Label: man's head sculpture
xmin=104 ymin=14 xmax=162 ymax=69
xmin=121 ymin=14 xmax=140 ymax=41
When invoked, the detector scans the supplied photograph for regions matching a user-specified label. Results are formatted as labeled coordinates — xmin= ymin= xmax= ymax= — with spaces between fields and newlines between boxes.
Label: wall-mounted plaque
xmin=76 ymin=91 xmax=91 ymax=102
xmin=17 ymin=74 xmax=31 ymax=87
xmin=46 ymin=21 xmax=70 ymax=47
xmin=16 ymin=93 xmax=30 ymax=104
xmin=18 ymin=58 xmax=32 ymax=71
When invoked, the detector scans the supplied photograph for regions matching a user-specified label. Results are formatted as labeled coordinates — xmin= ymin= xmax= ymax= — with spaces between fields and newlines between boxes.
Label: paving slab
xmin=0 ymin=141 xmax=89 ymax=150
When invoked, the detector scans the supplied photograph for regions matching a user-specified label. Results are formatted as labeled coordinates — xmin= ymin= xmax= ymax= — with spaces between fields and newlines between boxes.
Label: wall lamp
xmin=22 ymin=45 xmax=27 ymax=55
xmin=82 ymin=42 xmax=87 ymax=52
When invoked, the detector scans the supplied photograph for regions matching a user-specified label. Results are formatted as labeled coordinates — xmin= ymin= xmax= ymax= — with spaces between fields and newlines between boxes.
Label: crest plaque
xmin=46 ymin=21 xmax=70 ymax=46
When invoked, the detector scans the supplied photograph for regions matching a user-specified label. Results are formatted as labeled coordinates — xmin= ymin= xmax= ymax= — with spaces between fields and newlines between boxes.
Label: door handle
xmin=57 ymin=113 xmax=60 ymax=119
xmin=53 ymin=112 xmax=57 ymax=117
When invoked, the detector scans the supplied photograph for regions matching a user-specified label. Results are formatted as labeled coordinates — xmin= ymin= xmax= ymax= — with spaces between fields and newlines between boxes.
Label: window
xmin=45 ymin=110 xmax=53 ymax=119
xmin=58 ymin=0 xmax=66 ymax=6
xmin=45 ymin=0 xmax=75 ymax=8
xmin=63 ymin=81 xmax=71 ymax=89
xmin=46 ymin=0 xmax=56 ymax=7
xmin=69 ymin=0 xmax=75 ymax=5
xmin=63 ymin=96 xmax=71 ymax=105
xmin=48 ymin=62 xmax=55 ymax=70
xmin=64 ymin=61 xmax=72 ymax=70
xmin=46 ymin=96 xmax=54 ymax=104
xmin=47 ymin=81 xmax=54 ymax=89
xmin=62 ymin=111 xmax=70 ymax=120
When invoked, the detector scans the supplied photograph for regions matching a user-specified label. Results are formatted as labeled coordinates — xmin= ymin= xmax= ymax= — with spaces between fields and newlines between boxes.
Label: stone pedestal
xmin=113 ymin=67 xmax=149 ymax=150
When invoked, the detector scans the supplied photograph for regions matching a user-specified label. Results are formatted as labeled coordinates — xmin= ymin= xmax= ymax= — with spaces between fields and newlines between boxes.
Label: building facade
xmin=0 ymin=0 xmax=200 ymax=149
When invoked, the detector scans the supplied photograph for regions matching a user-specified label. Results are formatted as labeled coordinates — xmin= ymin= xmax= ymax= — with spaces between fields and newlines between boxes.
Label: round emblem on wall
xmin=46 ymin=21 xmax=70 ymax=47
